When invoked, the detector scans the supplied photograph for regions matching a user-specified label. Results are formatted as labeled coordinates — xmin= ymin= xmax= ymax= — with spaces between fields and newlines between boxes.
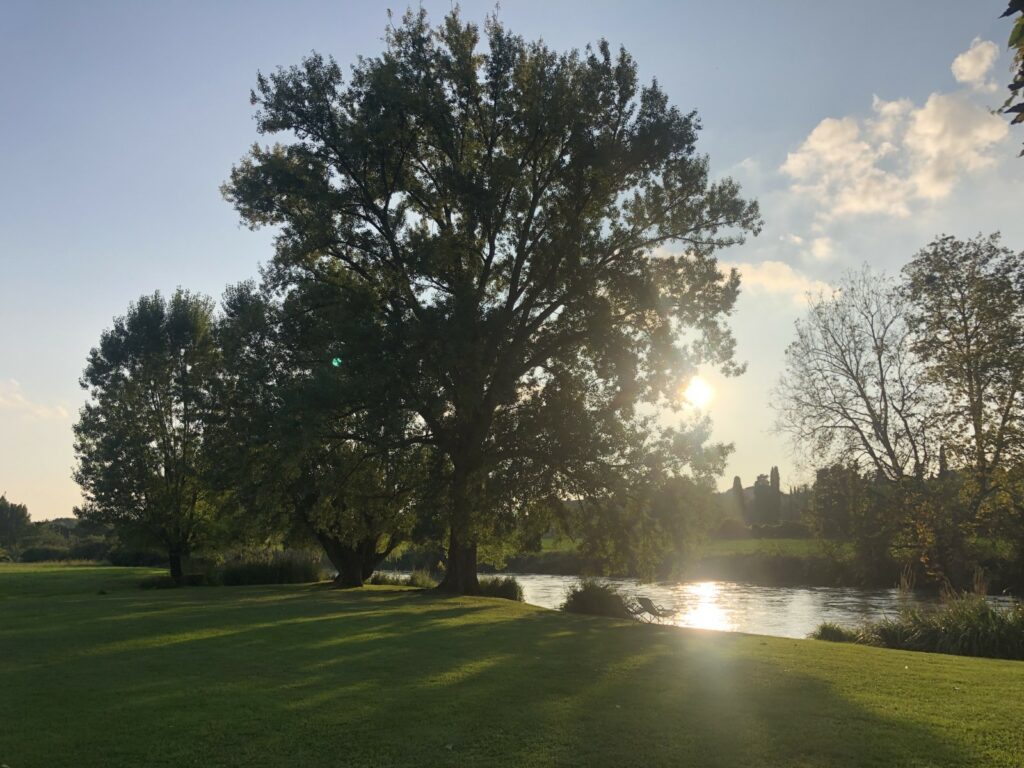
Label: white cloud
xmin=782 ymin=90 xmax=1007 ymax=221
xmin=724 ymin=261 xmax=831 ymax=306
xmin=904 ymin=93 xmax=1008 ymax=199
xmin=0 ymin=380 xmax=70 ymax=421
xmin=810 ymin=237 xmax=833 ymax=261
xmin=951 ymin=38 xmax=999 ymax=93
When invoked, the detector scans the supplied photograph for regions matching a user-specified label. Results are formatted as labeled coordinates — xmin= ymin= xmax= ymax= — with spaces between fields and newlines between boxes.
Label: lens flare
xmin=683 ymin=376 xmax=714 ymax=409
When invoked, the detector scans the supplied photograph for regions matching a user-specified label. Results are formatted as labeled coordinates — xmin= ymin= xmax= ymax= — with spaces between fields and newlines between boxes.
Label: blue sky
xmin=2 ymin=1 xmax=1021 ymax=519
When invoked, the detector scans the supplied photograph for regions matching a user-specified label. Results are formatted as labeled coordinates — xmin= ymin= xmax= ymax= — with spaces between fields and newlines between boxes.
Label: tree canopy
xmin=74 ymin=290 xmax=220 ymax=583
xmin=223 ymin=9 xmax=761 ymax=592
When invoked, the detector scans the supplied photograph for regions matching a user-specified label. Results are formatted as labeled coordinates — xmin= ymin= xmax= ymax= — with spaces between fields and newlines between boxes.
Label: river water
xmin=486 ymin=573 xmax=1018 ymax=639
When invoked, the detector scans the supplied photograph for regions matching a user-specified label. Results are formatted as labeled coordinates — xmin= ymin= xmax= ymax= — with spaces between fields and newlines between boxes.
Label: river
xmin=485 ymin=573 xmax=1017 ymax=639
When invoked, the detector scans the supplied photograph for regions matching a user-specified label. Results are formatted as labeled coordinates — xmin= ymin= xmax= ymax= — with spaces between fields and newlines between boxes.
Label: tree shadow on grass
xmin=3 ymin=589 xmax=1009 ymax=767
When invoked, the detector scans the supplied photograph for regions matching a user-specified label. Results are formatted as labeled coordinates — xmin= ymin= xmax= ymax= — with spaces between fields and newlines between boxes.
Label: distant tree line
xmin=776 ymin=234 xmax=1024 ymax=591
xmin=70 ymin=10 xmax=761 ymax=590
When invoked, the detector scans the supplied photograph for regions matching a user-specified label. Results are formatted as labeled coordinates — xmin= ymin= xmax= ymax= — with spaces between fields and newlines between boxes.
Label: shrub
xmin=561 ymin=579 xmax=634 ymax=619
xmin=857 ymin=595 xmax=1024 ymax=660
xmin=217 ymin=551 xmax=326 ymax=586
xmin=713 ymin=518 xmax=750 ymax=540
xmin=19 ymin=545 xmax=71 ymax=562
xmin=368 ymin=571 xmax=407 ymax=586
xmin=477 ymin=575 xmax=524 ymax=601
xmin=809 ymin=621 xmax=858 ymax=643
xmin=107 ymin=545 xmax=167 ymax=567
xmin=68 ymin=537 xmax=112 ymax=561
xmin=407 ymin=569 xmax=438 ymax=589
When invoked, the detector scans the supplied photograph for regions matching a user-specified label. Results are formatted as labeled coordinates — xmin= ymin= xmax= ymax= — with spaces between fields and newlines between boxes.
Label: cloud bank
xmin=780 ymin=40 xmax=1008 ymax=222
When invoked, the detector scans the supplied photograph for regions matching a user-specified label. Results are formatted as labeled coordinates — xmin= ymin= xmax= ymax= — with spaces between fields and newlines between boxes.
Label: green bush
xmin=407 ymin=569 xmax=438 ymax=589
xmin=808 ymin=621 xmax=858 ymax=643
xmin=19 ymin=545 xmax=71 ymax=562
xmin=712 ymin=518 xmax=750 ymax=540
xmin=477 ymin=575 xmax=524 ymax=601
xmin=561 ymin=579 xmax=634 ymax=619
xmin=107 ymin=545 xmax=167 ymax=567
xmin=857 ymin=595 xmax=1024 ymax=660
xmin=217 ymin=551 xmax=325 ymax=586
xmin=68 ymin=537 xmax=112 ymax=561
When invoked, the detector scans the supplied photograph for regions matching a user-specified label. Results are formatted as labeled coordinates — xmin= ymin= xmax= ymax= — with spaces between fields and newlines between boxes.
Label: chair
xmin=632 ymin=595 xmax=674 ymax=621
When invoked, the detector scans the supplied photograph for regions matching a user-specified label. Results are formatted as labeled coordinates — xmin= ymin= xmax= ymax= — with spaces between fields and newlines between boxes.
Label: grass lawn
xmin=2 ymin=564 xmax=1022 ymax=767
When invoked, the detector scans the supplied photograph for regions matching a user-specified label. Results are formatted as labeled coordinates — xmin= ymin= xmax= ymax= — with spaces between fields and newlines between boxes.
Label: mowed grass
xmin=2 ymin=564 xmax=1023 ymax=767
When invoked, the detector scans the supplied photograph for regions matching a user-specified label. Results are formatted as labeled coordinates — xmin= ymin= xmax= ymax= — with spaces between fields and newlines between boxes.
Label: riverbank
xmin=472 ymin=538 xmax=890 ymax=588
xmin=2 ymin=563 xmax=1022 ymax=767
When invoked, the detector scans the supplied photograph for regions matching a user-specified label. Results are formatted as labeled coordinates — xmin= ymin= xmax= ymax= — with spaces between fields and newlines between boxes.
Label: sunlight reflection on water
xmin=487 ymin=573 xmax=1018 ymax=639
xmin=373 ymin=570 xmax=1018 ymax=638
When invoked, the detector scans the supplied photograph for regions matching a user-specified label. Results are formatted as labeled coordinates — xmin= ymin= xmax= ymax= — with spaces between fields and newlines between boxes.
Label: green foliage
xmin=573 ymin=475 xmax=717 ymax=581
xmin=477 ymin=575 xmax=524 ymax=602
xmin=561 ymin=579 xmax=633 ymax=619
xmin=0 ymin=495 xmax=31 ymax=556
xmin=224 ymin=8 xmax=761 ymax=592
xmin=1002 ymin=1 xmax=1024 ymax=155
xmin=712 ymin=518 xmax=750 ymax=540
xmin=19 ymin=545 xmax=72 ymax=563
xmin=407 ymin=569 xmax=438 ymax=589
xmin=212 ymin=282 xmax=431 ymax=588
xmin=857 ymin=595 xmax=1024 ymax=660
xmin=214 ymin=551 xmax=326 ymax=586
xmin=367 ymin=569 xmax=438 ymax=588
xmin=903 ymin=235 xmax=1024 ymax=483
xmin=73 ymin=289 xmax=221 ymax=583
xmin=809 ymin=622 xmax=859 ymax=643
xmin=368 ymin=571 xmax=407 ymax=586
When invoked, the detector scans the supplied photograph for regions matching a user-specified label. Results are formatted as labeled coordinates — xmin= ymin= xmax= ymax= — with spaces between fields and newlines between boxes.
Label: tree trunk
xmin=315 ymin=532 xmax=365 ymax=588
xmin=438 ymin=456 xmax=481 ymax=594
xmin=359 ymin=536 xmax=399 ymax=582
xmin=439 ymin=529 xmax=479 ymax=594
xmin=168 ymin=548 xmax=184 ymax=586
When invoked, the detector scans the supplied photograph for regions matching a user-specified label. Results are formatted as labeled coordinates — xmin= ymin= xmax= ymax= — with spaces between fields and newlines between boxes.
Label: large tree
xmin=905 ymin=236 xmax=1024 ymax=493
xmin=0 ymin=495 xmax=30 ymax=558
xmin=224 ymin=10 xmax=760 ymax=592
xmin=74 ymin=290 xmax=220 ymax=583
xmin=775 ymin=268 xmax=935 ymax=482
xmin=212 ymin=282 xmax=430 ymax=586
xmin=902 ymin=234 xmax=1024 ymax=505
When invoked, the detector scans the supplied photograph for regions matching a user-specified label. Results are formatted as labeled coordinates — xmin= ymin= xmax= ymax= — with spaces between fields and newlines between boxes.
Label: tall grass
xmin=810 ymin=595 xmax=1024 ymax=660
xmin=368 ymin=572 xmax=407 ymax=586
xmin=477 ymin=575 xmax=524 ymax=601
xmin=368 ymin=570 xmax=438 ymax=588
xmin=408 ymin=569 xmax=438 ymax=588
xmin=808 ymin=621 xmax=859 ymax=643
xmin=216 ymin=551 xmax=325 ymax=586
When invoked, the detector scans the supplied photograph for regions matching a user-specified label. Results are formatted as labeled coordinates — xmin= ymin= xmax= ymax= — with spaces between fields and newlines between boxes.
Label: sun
xmin=683 ymin=376 xmax=714 ymax=409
